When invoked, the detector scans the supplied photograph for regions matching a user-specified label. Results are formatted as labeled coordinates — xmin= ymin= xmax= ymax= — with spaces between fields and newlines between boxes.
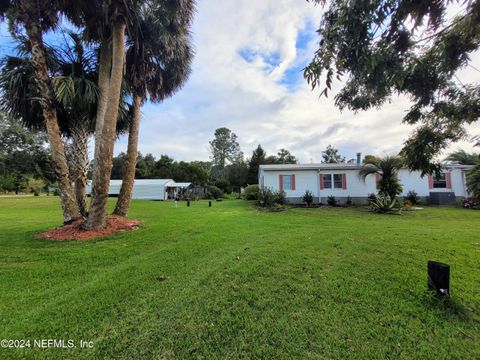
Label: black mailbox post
xmin=428 ymin=261 xmax=450 ymax=297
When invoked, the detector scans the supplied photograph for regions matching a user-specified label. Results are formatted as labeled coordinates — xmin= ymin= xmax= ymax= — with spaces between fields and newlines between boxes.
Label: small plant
xmin=303 ymin=190 xmax=314 ymax=206
xmin=369 ymin=194 xmax=401 ymax=214
xmin=243 ymin=184 xmax=259 ymax=200
xmin=346 ymin=196 xmax=352 ymax=206
xmin=327 ymin=195 xmax=337 ymax=207
xmin=405 ymin=190 xmax=421 ymax=205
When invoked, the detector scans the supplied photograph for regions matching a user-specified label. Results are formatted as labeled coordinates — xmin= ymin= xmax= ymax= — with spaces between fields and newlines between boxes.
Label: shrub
xmin=257 ymin=188 xmax=286 ymax=208
xmin=303 ymin=190 xmax=314 ymax=206
xmin=243 ymin=184 xmax=259 ymax=200
xmin=463 ymin=198 xmax=480 ymax=210
xmin=367 ymin=193 xmax=376 ymax=203
xmin=405 ymin=190 xmax=421 ymax=205
xmin=327 ymin=195 xmax=337 ymax=207
xmin=369 ymin=194 xmax=401 ymax=214
xmin=274 ymin=190 xmax=286 ymax=205
xmin=346 ymin=196 xmax=352 ymax=206
xmin=0 ymin=175 xmax=16 ymax=193
xmin=52 ymin=185 xmax=60 ymax=196
xmin=257 ymin=188 xmax=276 ymax=208
xmin=206 ymin=185 xmax=223 ymax=199
xmin=27 ymin=178 xmax=45 ymax=196
xmin=214 ymin=179 xmax=232 ymax=194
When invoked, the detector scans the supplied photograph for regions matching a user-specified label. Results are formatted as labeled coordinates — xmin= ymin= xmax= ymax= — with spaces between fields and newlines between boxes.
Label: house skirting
xmin=284 ymin=195 xmax=463 ymax=205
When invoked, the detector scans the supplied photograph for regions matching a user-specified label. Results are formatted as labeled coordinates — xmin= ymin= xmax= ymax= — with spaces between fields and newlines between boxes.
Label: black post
xmin=187 ymin=201 xmax=190 ymax=207
xmin=428 ymin=261 xmax=450 ymax=297
xmin=209 ymin=201 xmax=211 ymax=207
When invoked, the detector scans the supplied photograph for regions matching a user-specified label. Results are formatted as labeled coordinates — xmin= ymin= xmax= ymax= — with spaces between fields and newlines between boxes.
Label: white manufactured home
xmin=87 ymin=179 xmax=192 ymax=200
xmin=259 ymin=158 xmax=472 ymax=205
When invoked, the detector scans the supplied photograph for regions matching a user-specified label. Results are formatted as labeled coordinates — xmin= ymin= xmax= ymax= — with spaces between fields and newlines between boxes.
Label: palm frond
xmin=445 ymin=149 xmax=480 ymax=165
xmin=466 ymin=164 xmax=480 ymax=198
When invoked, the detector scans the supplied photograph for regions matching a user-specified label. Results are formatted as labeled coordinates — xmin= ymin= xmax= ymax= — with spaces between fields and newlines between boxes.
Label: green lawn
xmin=0 ymin=197 xmax=479 ymax=359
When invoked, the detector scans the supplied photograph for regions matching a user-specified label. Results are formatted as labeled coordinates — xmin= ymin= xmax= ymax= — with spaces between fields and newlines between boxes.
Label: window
xmin=321 ymin=173 xmax=346 ymax=190
xmin=333 ymin=174 xmax=343 ymax=189
xmin=433 ymin=173 xmax=447 ymax=188
xmin=323 ymin=174 xmax=332 ymax=189
xmin=282 ymin=175 xmax=293 ymax=190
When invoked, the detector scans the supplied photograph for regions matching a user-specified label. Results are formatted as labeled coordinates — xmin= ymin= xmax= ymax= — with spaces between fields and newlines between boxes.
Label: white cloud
xmin=113 ymin=0 xmax=480 ymax=163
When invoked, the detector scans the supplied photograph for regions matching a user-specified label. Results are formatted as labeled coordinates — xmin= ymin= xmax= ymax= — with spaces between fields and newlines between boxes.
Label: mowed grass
xmin=0 ymin=197 xmax=479 ymax=359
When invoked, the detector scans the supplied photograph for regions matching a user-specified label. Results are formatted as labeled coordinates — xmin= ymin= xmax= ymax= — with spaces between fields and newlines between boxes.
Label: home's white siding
xmin=450 ymin=169 xmax=468 ymax=196
xmin=398 ymin=169 xmax=468 ymax=197
xmin=398 ymin=170 xmax=430 ymax=196
xmin=319 ymin=170 xmax=376 ymax=199
xmin=263 ymin=170 xmax=320 ymax=199
xmin=260 ymin=165 xmax=469 ymax=204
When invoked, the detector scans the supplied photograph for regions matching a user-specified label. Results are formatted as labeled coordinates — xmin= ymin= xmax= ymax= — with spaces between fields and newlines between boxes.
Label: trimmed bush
xmin=243 ymin=184 xmax=259 ymax=200
xmin=327 ymin=195 xmax=337 ymax=207
xmin=303 ymin=190 xmax=314 ymax=206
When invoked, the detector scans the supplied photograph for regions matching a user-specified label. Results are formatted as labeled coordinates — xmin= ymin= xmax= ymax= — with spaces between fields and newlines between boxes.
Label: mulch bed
xmin=36 ymin=215 xmax=141 ymax=241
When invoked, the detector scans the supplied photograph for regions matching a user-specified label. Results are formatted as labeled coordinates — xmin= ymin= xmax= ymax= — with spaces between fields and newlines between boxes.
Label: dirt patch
xmin=36 ymin=215 xmax=141 ymax=241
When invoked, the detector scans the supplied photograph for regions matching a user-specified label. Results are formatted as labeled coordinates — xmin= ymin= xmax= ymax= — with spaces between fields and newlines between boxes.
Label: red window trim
xmin=341 ymin=173 xmax=347 ymax=190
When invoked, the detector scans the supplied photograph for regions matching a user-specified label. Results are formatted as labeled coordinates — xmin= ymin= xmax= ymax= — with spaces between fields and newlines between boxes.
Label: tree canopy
xmin=321 ymin=145 xmax=345 ymax=163
xmin=305 ymin=0 xmax=480 ymax=174
xmin=0 ymin=111 xmax=54 ymax=193
xmin=209 ymin=127 xmax=242 ymax=180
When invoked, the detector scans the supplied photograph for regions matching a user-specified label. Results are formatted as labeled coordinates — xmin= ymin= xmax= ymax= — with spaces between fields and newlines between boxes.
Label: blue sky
xmin=1 ymin=0 xmax=479 ymax=163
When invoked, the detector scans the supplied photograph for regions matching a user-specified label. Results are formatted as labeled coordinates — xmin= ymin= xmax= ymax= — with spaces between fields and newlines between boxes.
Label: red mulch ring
xmin=36 ymin=215 xmax=142 ymax=241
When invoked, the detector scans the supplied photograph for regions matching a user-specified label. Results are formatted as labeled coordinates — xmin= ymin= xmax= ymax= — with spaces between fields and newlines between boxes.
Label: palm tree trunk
xmin=25 ymin=24 xmax=81 ymax=223
xmin=94 ymin=42 xmax=112 ymax=136
xmin=113 ymin=95 xmax=142 ymax=216
xmin=69 ymin=123 xmax=89 ymax=217
xmin=85 ymin=22 xmax=126 ymax=230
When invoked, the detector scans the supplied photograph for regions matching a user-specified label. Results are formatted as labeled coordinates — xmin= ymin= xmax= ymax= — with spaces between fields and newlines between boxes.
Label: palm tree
xmin=79 ymin=0 xmax=143 ymax=230
xmin=445 ymin=149 xmax=480 ymax=165
xmin=113 ymin=1 xmax=195 ymax=216
xmin=359 ymin=155 xmax=404 ymax=198
xmin=466 ymin=165 xmax=480 ymax=198
xmin=0 ymin=34 xmax=130 ymax=216
xmin=5 ymin=0 xmax=82 ymax=222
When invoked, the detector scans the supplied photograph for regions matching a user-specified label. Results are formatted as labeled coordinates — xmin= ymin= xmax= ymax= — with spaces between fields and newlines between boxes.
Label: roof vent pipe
xmin=356 ymin=152 xmax=361 ymax=166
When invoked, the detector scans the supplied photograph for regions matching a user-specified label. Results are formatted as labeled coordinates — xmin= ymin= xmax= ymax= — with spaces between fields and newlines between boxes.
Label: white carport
xmin=87 ymin=179 xmax=177 ymax=200
xmin=165 ymin=182 xmax=192 ymax=199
